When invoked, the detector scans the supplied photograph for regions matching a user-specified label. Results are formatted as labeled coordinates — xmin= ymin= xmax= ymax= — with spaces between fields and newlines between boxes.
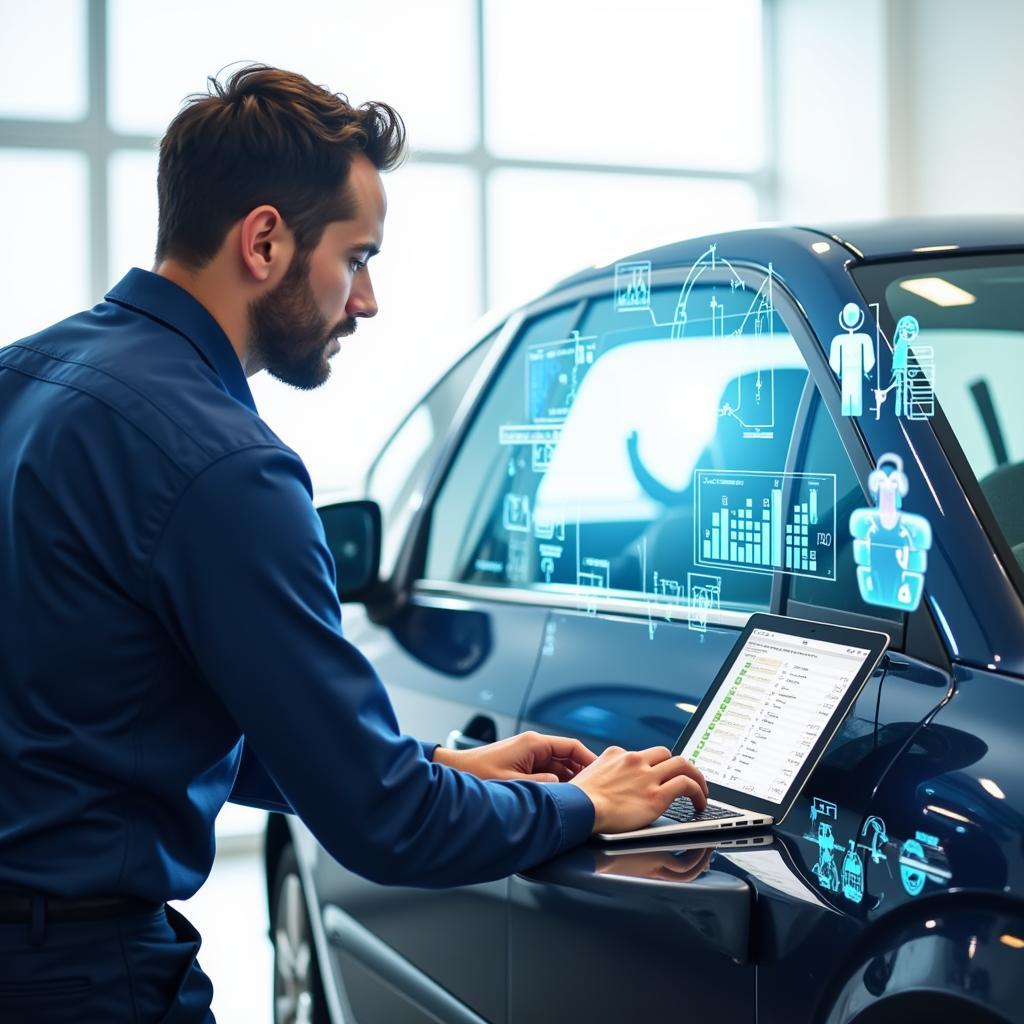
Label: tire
xmin=271 ymin=845 xmax=331 ymax=1024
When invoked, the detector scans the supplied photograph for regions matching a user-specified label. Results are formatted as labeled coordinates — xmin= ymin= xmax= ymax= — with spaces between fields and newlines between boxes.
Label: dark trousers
xmin=0 ymin=902 xmax=214 ymax=1022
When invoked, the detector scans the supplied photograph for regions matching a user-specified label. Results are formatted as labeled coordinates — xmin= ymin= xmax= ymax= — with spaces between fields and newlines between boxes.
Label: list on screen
xmin=681 ymin=628 xmax=871 ymax=804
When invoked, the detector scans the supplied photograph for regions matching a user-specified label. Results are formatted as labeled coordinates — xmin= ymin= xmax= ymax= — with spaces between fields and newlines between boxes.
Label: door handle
xmin=445 ymin=715 xmax=498 ymax=750
xmin=445 ymin=729 xmax=489 ymax=751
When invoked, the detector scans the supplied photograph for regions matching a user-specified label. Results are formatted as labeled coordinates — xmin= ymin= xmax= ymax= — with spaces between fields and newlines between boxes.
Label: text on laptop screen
xmin=680 ymin=628 xmax=871 ymax=804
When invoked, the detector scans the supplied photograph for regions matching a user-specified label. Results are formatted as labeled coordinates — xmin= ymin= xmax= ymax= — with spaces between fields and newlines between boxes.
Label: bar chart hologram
xmin=694 ymin=470 xmax=837 ymax=580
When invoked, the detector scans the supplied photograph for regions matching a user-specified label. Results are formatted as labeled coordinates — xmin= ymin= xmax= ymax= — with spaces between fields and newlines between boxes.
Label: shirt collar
xmin=105 ymin=268 xmax=258 ymax=414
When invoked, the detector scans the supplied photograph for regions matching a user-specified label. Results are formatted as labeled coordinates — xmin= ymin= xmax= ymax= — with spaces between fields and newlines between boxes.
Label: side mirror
xmin=316 ymin=499 xmax=382 ymax=603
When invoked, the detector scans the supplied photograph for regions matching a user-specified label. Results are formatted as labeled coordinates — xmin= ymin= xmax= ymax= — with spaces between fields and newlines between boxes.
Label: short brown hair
xmin=155 ymin=64 xmax=406 ymax=267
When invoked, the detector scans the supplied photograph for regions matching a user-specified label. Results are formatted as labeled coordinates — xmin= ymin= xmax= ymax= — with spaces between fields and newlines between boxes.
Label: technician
xmin=0 ymin=65 xmax=707 ymax=1021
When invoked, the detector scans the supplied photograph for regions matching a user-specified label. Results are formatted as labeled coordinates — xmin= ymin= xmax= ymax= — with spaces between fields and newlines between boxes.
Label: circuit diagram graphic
xmin=616 ymin=246 xmax=781 ymax=440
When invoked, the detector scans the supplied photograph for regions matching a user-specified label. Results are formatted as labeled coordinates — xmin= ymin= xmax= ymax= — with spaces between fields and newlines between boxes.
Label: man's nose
xmin=347 ymin=272 xmax=378 ymax=319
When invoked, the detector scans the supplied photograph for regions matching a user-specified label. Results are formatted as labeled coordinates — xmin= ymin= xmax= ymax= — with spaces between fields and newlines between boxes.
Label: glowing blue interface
xmin=526 ymin=331 xmax=598 ymax=423
xmin=695 ymin=470 xmax=837 ymax=580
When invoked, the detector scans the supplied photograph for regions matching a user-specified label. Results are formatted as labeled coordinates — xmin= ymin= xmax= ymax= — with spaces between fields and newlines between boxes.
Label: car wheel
xmin=272 ymin=845 xmax=330 ymax=1024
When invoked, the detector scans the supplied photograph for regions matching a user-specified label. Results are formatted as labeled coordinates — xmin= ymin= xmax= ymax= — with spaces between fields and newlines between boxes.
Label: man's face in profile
xmin=249 ymin=154 xmax=386 ymax=390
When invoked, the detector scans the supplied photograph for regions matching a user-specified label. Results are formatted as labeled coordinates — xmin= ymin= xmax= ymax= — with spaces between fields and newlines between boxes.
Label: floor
xmin=172 ymin=808 xmax=274 ymax=1022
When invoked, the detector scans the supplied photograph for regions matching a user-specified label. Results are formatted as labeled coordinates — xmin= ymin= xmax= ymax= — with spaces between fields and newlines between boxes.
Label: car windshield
xmin=853 ymin=254 xmax=1024 ymax=573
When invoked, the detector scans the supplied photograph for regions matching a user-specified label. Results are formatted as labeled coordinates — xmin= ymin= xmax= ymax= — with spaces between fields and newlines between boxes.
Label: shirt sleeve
xmin=148 ymin=445 xmax=594 ymax=888
xmin=229 ymin=740 xmax=292 ymax=813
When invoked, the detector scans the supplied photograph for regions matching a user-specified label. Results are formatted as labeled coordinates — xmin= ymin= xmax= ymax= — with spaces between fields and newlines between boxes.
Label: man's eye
xmin=349 ymin=258 xmax=367 ymax=272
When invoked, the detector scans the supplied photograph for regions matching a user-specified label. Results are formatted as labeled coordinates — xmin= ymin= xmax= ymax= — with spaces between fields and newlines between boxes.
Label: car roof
xmin=547 ymin=215 xmax=1024 ymax=295
xmin=805 ymin=215 xmax=1024 ymax=260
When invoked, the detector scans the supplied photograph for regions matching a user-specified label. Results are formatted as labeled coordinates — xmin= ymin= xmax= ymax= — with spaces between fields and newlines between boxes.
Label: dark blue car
xmin=265 ymin=217 xmax=1024 ymax=1024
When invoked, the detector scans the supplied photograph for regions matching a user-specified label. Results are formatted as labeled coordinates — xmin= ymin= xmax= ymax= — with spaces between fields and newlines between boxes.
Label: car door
xmin=308 ymin=307 xmax=583 ymax=1024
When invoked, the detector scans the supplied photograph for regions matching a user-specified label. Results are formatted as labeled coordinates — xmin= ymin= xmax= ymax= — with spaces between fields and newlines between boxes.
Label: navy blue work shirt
xmin=0 ymin=269 xmax=594 ymax=902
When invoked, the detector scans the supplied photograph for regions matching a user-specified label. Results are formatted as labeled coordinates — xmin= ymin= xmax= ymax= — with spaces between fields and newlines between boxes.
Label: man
xmin=0 ymin=66 xmax=706 ymax=1021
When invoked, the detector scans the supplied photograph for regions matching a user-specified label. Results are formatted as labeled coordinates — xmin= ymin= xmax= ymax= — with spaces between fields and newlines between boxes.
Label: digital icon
xmin=861 ymin=815 xmax=890 ymax=864
xmin=534 ymin=505 xmax=566 ymax=542
xmin=506 ymin=533 xmax=530 ymax=584
xmin=532 ymin=442 xmax=557 ymax=473
xmin=829 ymin=303 xmax=875 ymax=417
xmin=538 ymin=543 xmax=563 ymax=583
xmin=872 ymin=315 xmax=936 ymax=422
xmin=615 ymin=260 xmax=652 ymax=312
xmin=842 ymin=840 xmax=865 ymax=904
xmin=527 ymin=331 xmax=598 ymax=423
xmin=502 ymin=493 xmax=532 ymax=533
xmin=807 ymin=797 xmax=841 ymax=892
xmin=897 ymin=831 xmax=950 ymax=896
xmin=664 ymin=245 xmax=778 ymax=439
xmin=578 ymin=557 xmax=611 ymax=615
xmin=695 ymin=470 xmax=836 ymax=580
xmin=810 ymin=796 xmax=837 ymax=825
xmin=686 ymin=572 xmax=722 ymax=633
xmin=899 ymin=837 xmax=927 ymax=896
xmin=850 ymin=453 xmax=932 ymax=611
xmin=814 ymin=823 xmax=840 ymax=892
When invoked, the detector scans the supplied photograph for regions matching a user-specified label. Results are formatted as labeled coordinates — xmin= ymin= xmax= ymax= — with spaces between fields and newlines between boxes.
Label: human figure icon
xmin=890 ymin=315 xmax=920 ymax=418
xmin=850 ymin=453 xmax=932 ymax=611
xmin=829 ymin=303 xmax=875 ymax=416
xmin=814 ymin=821 xmax=840 ymax=892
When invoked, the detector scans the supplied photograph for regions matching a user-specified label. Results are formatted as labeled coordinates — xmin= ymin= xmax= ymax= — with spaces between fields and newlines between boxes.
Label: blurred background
xmin=1 ymin=0 xmax=1020 ymax=1018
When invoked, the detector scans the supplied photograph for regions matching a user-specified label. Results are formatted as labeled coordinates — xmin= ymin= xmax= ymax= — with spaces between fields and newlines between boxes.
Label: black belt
xmin=0 ymin=893 xmax=162 ymax=924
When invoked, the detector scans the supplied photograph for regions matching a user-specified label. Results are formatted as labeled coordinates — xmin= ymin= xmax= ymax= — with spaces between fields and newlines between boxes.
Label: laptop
xmin=600 ymin=831 xmax=774 ymax=857
xmin=597 ymin=613 xmax=889 ymax=842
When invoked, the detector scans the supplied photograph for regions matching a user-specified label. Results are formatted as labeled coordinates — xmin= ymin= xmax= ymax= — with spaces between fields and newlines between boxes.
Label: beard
xmin=248 ymin=251 xmax=357 ymax=390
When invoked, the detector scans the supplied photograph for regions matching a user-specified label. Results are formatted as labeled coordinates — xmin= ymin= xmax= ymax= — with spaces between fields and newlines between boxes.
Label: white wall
xmin=887 ymin=0 xmax=1024 ymax=216
xmin=773 ymin=0 xmax=1024 ymax=222
xmin=773 ymin=0 xmax=891 ymax=222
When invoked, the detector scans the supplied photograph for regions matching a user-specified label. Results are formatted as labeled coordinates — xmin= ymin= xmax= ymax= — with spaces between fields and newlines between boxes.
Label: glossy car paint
xmin=266 ymin=218 xmax=1024 ymax=1024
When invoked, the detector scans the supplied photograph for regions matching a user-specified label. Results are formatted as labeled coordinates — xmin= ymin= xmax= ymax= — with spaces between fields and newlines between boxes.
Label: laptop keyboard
xmin=662 ymin=796 xmax=743 ymax=824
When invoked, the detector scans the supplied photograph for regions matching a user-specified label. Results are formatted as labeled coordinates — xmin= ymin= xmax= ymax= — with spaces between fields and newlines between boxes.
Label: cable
xmin=854 ymin=662 xmax=956 ymax=901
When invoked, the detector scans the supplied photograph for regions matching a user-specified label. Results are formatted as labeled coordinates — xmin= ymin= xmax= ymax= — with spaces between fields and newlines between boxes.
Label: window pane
xmin=108 ymin=0 xmax=476 ymax=151
xmin=250 ymin=162 xmax=483 ymax=491
xmin=0 ymin=0 xmax=87 ymax=120
xmin=487 ymin=169 xmax=758 ymax=311
xmin=427 ymin=269 xmax=817 ymax=619
xmin=109 ymin=150 xmax=159 ymax=284
xmin=854 ymin=255 xmax=1024 ymax=577
xmin=788 ymin=398 xmax=902 ymax=623
xmin=369 ymin=335 xmax=495 ymax=578
xmin=485 ymin=0 xmax=763 ymax=170
xmin=0 ymin=151 xmax=89 ymax=344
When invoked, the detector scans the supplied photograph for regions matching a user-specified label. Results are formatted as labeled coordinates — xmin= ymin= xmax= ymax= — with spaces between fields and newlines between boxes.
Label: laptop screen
xmin=679 ymin=627 xmax=873 ymax=806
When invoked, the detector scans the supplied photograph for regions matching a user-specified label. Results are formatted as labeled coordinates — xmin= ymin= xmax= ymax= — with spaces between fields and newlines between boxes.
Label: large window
xmin=1 ymin=0 xmax=770 ymax=489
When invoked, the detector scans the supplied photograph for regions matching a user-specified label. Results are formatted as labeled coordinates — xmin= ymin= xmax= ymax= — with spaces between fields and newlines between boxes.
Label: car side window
xmin=786 ymin=395 xmax=903 ymax=626
xmin=368 ymin=334 xmax=495 ymax=578
xmin=426 ymin=268 xmax=844 ymax=618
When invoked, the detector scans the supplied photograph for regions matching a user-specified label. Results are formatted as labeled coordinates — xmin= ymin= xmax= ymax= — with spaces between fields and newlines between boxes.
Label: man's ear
xmin=239 ymin=205 xmax=294 ymax=284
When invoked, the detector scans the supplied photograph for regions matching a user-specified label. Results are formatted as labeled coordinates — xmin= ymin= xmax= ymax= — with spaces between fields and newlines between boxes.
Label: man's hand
xmin=432 ymin=731 xmax=596 ymax=783
xmin=568 ymin=745 xmax=708 ymax=834
xmin=593 ymin=845 xmax=713 ymax=883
